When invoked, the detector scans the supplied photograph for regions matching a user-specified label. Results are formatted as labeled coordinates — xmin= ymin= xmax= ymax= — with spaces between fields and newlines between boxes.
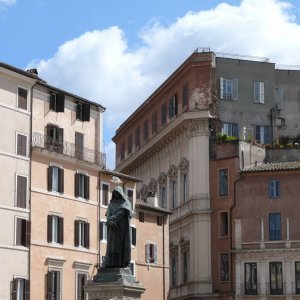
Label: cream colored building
xmin=0 ymin=63 xmax=36 ymax=299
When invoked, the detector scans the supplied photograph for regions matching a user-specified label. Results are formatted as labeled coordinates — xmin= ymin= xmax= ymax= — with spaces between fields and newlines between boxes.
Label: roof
xmin=100 ymin=169 xmax=141 ymax=183
xmin=135 ymin=199 xmax=172 ymax=215
xmin=0 ymin=61 xmax=43 ymax=80
xmin=242 ymin=161 xmax=300 ymax=173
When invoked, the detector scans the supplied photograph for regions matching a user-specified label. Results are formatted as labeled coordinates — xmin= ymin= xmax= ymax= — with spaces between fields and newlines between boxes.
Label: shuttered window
xmin=46 ymin=125 xmax=64 ymax=154
xmin=100 ymin=221 xmax=107 ymax=241
xmin=219 ymin=169 xmax=228 ymax=197
xmin=76 ymin=103 xmax=90 ymax=122
xmin=169 ymin=95 xmax=178 ymax=119
xmin=47 ymin=270 xmax=61 ymax=300
xmin=220 ymin=78 xmax=238 ymax=101
xmin=128 ymin=134 xmax=132 ymax=155
xmin=48 ymin=166 xmax=64 ymax=193
xmin=77 ymin=273 xmax=87 ymax=300
xmin=16 ymin=218 xmax=30 ymax=247
xmin=135 ymin=127 xmax=140 ymax=149
xmin=47 ymin=215 xmax=64 ymax=244
xmin=17 ymin=133 xmax=27 ymax=156
xmin=269 ymin=213 xmax=281 ymax=241
xmin=16 ymin=175 xmax=27 ymax=208
xmin=17 ymin=87 xmax=28 ymax=110
xmin=102 ymin=183 xmax=109 ymax=206
xmin=145 ymin=243 xmax=157 ymax=263
xmin=75 ymin=132 xmax=84 ymax=160
xmin=254 ymin=81 xmax=265 ymax=103
xmin=152 ymin=111 xmax=157 ymax=134
xmin=143 ymin=119 xmax=148 ymax=142
xmin=74 ymin=220 xmax=90 ymax=248
xmin=75 ymin=173 xmax=90 ymax=200
xmin=11 ymin=278 xmax=30 ymax=300
xmin=130 ymin=227 xmax=136 ymax=246
xmin=50 ymin=93 xmax=65 ymax=112
xmin=127 ymin=189 xmax=133 ymax=210
xmin=139 ymin=212 xmax=144 ymax=223
xmin=161 ymin=103 xmax=167 ymax=126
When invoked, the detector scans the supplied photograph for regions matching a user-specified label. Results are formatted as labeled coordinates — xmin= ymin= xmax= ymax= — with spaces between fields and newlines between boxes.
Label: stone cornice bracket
xmin=178 ymin=157 xmax=189 ymax=174
xmin=167 ymin=165 xmax=178 ymax=181
xmin=187 ymin=119 xmax=209 ymax=136
xmin=157 ymin=172 xmax=167 ymax=187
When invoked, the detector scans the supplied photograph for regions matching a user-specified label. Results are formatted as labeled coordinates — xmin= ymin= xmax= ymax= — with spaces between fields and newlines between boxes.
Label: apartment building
xmin=0 ymin=63 xmax=36 ymax=300
xmin=233 ymin=161 xmax=300 ymax=299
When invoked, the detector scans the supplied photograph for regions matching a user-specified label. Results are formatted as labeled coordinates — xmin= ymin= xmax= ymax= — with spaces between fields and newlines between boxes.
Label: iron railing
xmin=32 ymin=132 xmax=106 ymax=168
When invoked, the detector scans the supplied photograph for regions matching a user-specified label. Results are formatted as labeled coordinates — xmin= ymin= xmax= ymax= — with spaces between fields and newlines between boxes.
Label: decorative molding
xmin=148 ymin=178 xmax=157 ymax=195
xmin=158 ymin=172 xmax=167 ymax=187
xmin=46 ymin=256 xmax=66 ymax=267
xmin=167 ymin=165 xmax=178 ymax=181
xmin=178 ymin=157 xmax=189 ymax=174
xmin=73 ymin=260 xmax=93 ymax=271
xmin=187 ymin=119 xmax=208 ymax=136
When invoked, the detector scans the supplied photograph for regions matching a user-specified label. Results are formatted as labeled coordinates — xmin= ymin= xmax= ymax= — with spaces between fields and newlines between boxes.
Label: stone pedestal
xmin=85 ymin=268 xmax=145 ymax=300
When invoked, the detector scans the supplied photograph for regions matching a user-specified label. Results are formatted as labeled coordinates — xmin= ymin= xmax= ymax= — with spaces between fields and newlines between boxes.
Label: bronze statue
xmin=104 ymin=185 xmax=132 ymax=268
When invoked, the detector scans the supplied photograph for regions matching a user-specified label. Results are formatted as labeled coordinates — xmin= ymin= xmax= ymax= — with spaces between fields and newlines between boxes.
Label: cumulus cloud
xmin=28 ymin=0 xmax=300 ymax=169
xmin=0 ymin=0 xmax=16 ymax=6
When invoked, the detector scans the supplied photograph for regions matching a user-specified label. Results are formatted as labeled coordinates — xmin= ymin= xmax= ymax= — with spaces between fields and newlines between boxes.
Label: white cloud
xmin=0 ymin=0 xmax=16 ymax=6
xmin=29 ymin=0 xmax=300 ymax=169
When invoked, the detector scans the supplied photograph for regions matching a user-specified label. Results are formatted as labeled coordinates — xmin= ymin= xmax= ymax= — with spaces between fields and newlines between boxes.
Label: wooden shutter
xmin=48 ymin=166 xmax=53 ymax=191
xmin=47 ymin=215 xmax=53 ymax=243
xmin=17 ymin=134 xmax=27 ymax=156
xmin=58 ymin=168 xmax=64 ymax=194
xmin=50 ymin=93 xmax=56 ymax=111
xmin=84 ymin=175 xmax=90 ymax=200
xmin=18 ymin=87 xmax=28 ymax=110
xmin=16 ymin=218 xmax=22 ymax=245
xmin=154 ymin=244 xmax=158 ymax=263
xmin=102 ymin=184 xmax=108 ymax=205
xmin=25 ymin=221 xmax=31 ymax=247
xmin=82 ymin=103 xmax=90 ymax=122
xmin=17 ymin=175 xmax=27 ymax=208
xmin=74 ymin=220 xmax=79 ymax=247
xmin=75 ymin=173 xmax=80 ymax=197
xmin=132 ymin=227 xmax=136 ymax=246
xmin=75 ymin=132 xmax=84 ymax=160
xmin=47 ymin=272 xmax=52 ymax=300
xmin=145 ymin=243 xmax=150 ymax=263
xmin=25 ymin=279 xmax=30 ymax=300
xmin=11 ymin=279 xmax=17 ymax=300
xmin=77 ymin=274 xmax=84 ymax=300
xmin=84 ymin=222 xmax=90 ymax=249
xmin=56 ymin=93 xmax=65 ymax=112
xmin=100 ymin=222 xmax=103 ymax=240
xmin=232 ymin=79 xmax=238 ymax=101
xmin=59 ymin=217 xmax=64 ymax=244
xmin=220 ymin=77 xmax=224 ymax=99
xmin=56 ymin=271 xmax=61 ymax=298
xmin=57 ymin=128 xmax=64 ymax=154
xmin=76 ymin=103 xmax=82 ymax=120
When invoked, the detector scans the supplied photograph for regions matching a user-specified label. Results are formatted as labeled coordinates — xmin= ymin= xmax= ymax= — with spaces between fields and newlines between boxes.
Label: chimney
xmin=26 ymin=68 xmax=38 ymax=76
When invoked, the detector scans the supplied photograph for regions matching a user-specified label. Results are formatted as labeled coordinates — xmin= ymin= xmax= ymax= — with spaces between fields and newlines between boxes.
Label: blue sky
xmin=1 ymin=0 xmax=300 ymax=168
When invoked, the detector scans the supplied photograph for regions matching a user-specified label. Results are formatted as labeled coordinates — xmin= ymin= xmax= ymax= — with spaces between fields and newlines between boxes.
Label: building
xmin=0 ymin=63 xmax=36 ymax=299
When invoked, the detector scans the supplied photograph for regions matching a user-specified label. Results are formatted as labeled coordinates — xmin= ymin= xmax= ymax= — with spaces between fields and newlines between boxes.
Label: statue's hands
xmin=107 ymin=220 xmax=117 ymax=228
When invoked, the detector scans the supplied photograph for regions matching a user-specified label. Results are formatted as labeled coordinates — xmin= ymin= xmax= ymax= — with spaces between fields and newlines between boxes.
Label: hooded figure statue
xmin=104 ymin=185 xmax=132 ymax=268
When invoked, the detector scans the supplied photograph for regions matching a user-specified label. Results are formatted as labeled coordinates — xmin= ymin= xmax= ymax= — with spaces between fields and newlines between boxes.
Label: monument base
xmin=85 ymin=267 xmax=145 ymax=300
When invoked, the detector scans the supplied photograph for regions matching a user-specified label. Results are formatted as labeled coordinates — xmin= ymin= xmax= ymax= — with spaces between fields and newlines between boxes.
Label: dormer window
xmin=50 ymin=93 xmax=65 ymax=112
xmin=76 ymin=102 xmax=90 ymax=122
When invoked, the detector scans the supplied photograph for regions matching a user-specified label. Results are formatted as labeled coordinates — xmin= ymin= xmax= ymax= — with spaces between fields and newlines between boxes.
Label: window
xmin=160 ymin=186 xmax=167 ymax=208
xmin=269 ymin=213 xmax=281 ymax=240
xmin=220 ymin=253 xmax=230 ymax=282
xmin=17 ymin=87 xmax=28 ymax=110
xmin=145 ymin=243 xmax=157 ymax=263
xmin=75 ymin=173 xmax=90 ymax=199
xmin=182 ymin=173 xmax=188 ymax=203
xmin=157 ymin=216 xmax=163 ymax=226
xmin=171 ymin=253 xmax=177 ymax=287
xmin=130 ymin=227 xmax=136 ymax=246
xmin=75 ymin=132 xmax=84 ymax=160
xmin=46 ymin=124 xmax=64 ymax=153
xmin=121 ymin=141 xmax=125 ymax=161
xmin=101 ymin=183 xmax=109 ymax=206
xmin=48 ymin=166 xmax=64 ymax=193
xmin=16 ymin=133 xmax=27 ymax=156
xmin=76 ymin=102 xmax=90 ymax=122
xmin=269 ymin=180 xmax=279 ymax=198
xmin=220 ymin=78 xmax=238 ymax=100
xmin=275 ymin=87 xmax=284 ymax=109
xmin=74 ymin=220 xmax=90 ymax=248
xmin=169 ymin=95 xmax=178 ymax=119
xmin=139 ymin=212 xmax=144 ymax=223
xmin=16 ymin=218 xmax=30 ymax=247
xmin=47 ymin=215 xmax=64 ymax=244
xmin=254 ymin=81 xmax=265 ymax=103
xmin=128 ymin=134 xmax=132 ymax=155
xmin=47 ymin=270 xmax=61 ymax=300
xmin=182 ymin=83 xmax=188 ymax=110
xmin=11 ymin=278 xmax=30 ymax=300
xmin=170 ymin=180 xmax=177 ymax=208
xmin=295 ymin=262 xmax=300 ymax=294
xmin=127 ymin=189 xmax=133 ymax=210
xmin=255 ymin=125 xmax=270 ymax=144
xmin=220 ymin=211 xmax=229 ymax=237
xmin=219 ymin=169 xmax=228 ymax=197
xmin=152 ymin=111 xmax=157 ymax=134
xmin=143 ymin=119 xmax=148 ymax=142
xmin=77 ymin=273 xmax=87 ymax=300
xmin=129 ymin=262 xmax=135 ymax=276
xmin=135 ymin=127 xmax=140 ymax=149
xmin=100 ymin=221 xmax=107 ymax=242
xmin=50 ymin=93 xmax=65 ymax=112
xmin=222 ymin=123 xmax=238 ymax=138
xmin=269 ymin=262 xmax=283 ymax=295
xmin=16 ymin=175 xmax=27 ymax=208
xmin=161 ymin=103 xmax=167 ymax=126
xmin=245 ymin=263 xmax=257 ymax=295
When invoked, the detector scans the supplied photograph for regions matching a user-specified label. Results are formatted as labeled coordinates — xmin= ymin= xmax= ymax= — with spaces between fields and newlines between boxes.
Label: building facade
xmin=0 ymin=63 xmax=36 ymax=300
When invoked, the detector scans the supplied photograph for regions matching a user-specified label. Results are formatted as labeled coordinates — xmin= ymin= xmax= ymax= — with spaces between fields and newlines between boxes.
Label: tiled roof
xmin=135 ymin=199 xmax=172 ymax=215
xmin=101 ymin=169 xmax=141 ymax=182
xmin=242 ymin=161 xmax=300 ymax=173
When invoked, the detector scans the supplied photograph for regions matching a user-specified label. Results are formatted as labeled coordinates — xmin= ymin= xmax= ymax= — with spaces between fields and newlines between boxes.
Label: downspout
xmin=229 ymin=172 xmax=243 ymax=297
xmin=162 ymin=214 xmax=166 ymax=300
xmin=29 ymin=81 xmax=38 ymax=287
xmin=97 ymin=171 xmax=101 ymax=270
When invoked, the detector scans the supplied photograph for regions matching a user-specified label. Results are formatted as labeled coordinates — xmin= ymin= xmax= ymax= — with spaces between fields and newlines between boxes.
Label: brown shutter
xmin=16 ymin=218 xmax=24 ymax=245
xmin=17 ymin=175 xmax=27 ymax=208
xmin=48 ymin=166 xmax=53 ymax=191
xmin=59 ymin=217 xmax=64 ymax=244
xmin=47 ymin=215 xmax=52 ymax=243
xmin=25 ymin=279 xmax=30 ymax=300
xmin=75 ymin=173 xmax=80 ymax=197
xmin=58 ymin=168 xmax=64 ymax=194
xmin=56 ymin=93 xmax=65 ymax=112
xmin=82 ymin=103 xmax=90 ymax=121
xmin=56 ymin=271 xmax=61 ymax=298
xmin=25 ymin=220 xmax=31 ymax=247
xmin=84 ymin=175 xmax=90 ymax=200
xmin=57 ymin=128 xmax=64 ymax=154
xmin=17 ymin=134 xmax=27 ymax=156
xmin=11 ymin=279 xmax=17 ymax=300
xmin=76 ymin=103 xmax=82 ymax=120
xmin=50 ymin=93 xmax=56 ymax=111
xmin=21 ymin=219 xmax=26 ymax=246
xmin=84 ymin=222 xmax=90 ymax=249
xmin=74 ymin=220 xmax=79 ymax=247
xmin=100 ymin=222 xmax=103 ymax=240
xmin=47 ymin=272 xmax=53 ymax=300
xmin=18 ymin=87 xmax=28 ymax=110
xmin=75 ymin=132 xmax=84 ymax=160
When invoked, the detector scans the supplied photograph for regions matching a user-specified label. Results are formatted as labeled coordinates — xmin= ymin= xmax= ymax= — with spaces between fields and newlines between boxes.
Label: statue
xmin=104 ymin=185 xmax=132 ymax=268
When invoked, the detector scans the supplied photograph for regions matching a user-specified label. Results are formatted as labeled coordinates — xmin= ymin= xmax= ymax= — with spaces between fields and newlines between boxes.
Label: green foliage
xmin=217 ymin=133 xmax=238 ymax=143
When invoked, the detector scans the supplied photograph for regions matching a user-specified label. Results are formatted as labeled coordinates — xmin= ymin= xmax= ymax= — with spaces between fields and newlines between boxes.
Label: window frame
xmin=275 ymin=87 xmax=284 ymax=110
xmin=75 ymin=172 xmax=90 ymax=200
xmin=130 ymin=226 xmax=136 ymax=247
xmin=100 ymin=220 xmax=107 ymax=243
xmin=254 ymin=81 xmax=265 ymax=104
xmin=295 ymin=261 xmax=300 ymax=294
xmin=75 ymin=220 xmax=90 ymax=249
xmin=220 ymin=252 xmax=230 ymax=282
xmin=219 ymin=168 xmax=229 ymax=197
xmin=48 ymin=166 xmax=64 ymax=194
xmin=16 ymin=132 xmax=28 ymax=157
xmin=269 ymin=179 xmax=280 ymax=199
xmin=101 ymin=182 xmax=110 ymax=206
xmin=76 ymin=272 xmax=87 ymax=300
xmin=222 ymin=123 xmax=239 ymax=138
xmin=126 ymin=188 xmax=134 ymax=210
xmin=11 ymin=277 xmax=30 ymax=300
xmin=269 ymin=261 xmax=283 ymax=295
xmin=145 ymin=242 xmax=157 ymax=264
xmin=17 ymin=86 xmax=29 ymax=111
xmin=269 ymin=213 xmax=281 ymax=241
xmin=47 ymin=214 xmax=64 ymax=244
xmin=15 ymin=217 xmax=30 ymax=247
xmin=220 ymin=211 xmax=229 ymax=237
xmin=47 ymin=268 xmax=62 ymax=300
xmin=15 ymin=174 xmax=28 ymax=209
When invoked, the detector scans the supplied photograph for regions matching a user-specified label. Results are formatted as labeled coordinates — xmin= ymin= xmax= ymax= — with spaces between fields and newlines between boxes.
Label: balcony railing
xmin=32 ymin=132 xmax=106 ymax=168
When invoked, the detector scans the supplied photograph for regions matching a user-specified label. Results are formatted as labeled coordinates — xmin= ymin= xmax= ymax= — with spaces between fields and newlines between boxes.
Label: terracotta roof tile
xmin=242 ymin=161 xmax=300 ymax=173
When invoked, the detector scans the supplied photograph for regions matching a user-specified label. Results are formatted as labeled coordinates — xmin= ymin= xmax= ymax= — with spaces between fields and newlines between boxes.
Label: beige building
xmin=30 ymin=81 xmax=105 ymax=299
xmin=0 ymin=63 xmax=36 ymax=300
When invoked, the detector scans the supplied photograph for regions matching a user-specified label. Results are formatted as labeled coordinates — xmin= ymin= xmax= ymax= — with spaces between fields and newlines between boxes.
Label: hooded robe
xmin=104 ymin=185 xmax=132 ymax=268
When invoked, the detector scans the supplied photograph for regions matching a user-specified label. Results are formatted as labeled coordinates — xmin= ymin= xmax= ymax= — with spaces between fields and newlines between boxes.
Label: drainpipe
xmin=270 ymin=108 xmax=275 ymax=147
xmin=162 ymin=214 xmax=166 ymax=300
xmin=97 ymin=171 xmax=101 ymax=271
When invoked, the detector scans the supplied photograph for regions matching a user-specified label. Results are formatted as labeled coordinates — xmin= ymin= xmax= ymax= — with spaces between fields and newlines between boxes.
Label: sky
xmin=1 ymin=0 xmax=300 ymax=169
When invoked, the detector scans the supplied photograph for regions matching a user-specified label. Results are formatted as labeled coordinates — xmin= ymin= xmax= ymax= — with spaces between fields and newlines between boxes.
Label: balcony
xmin=32 ymin=132 xmax=106 ymax=168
